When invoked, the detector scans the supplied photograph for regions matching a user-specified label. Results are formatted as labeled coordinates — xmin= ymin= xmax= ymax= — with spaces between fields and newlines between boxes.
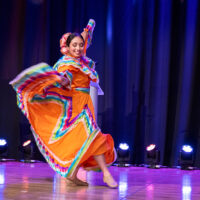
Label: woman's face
xmin=68 ymin=36 xmax=84 ymax=58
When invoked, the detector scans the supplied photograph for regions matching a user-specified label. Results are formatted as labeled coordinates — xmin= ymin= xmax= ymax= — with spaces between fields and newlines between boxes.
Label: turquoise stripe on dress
xmin=75 ymin=87 xmax=90 ymax=94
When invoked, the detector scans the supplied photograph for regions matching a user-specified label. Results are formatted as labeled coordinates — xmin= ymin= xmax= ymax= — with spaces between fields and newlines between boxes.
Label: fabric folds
xmin=10 ymin=61 xmax=116 ymax=177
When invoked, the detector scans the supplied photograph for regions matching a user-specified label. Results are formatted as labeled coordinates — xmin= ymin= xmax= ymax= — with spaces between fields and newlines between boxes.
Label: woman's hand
xmin=81 ymin=29 xmax=88 ymax=41
xmin=59 ymin=76 xmax=70 ymax=87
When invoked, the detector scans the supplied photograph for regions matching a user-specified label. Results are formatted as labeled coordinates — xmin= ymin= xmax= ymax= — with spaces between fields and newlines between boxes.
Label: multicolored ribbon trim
xmin=53 ymin=55 xmax=99 ymax=83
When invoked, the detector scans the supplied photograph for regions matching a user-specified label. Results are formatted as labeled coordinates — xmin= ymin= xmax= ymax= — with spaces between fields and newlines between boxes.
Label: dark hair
xmin=66 ymin=33 xmax=84 ymax=47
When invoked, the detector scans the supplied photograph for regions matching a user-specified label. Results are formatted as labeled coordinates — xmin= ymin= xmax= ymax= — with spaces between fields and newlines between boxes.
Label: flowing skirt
xmin=10 ymin=63 xmax=116 ymax=177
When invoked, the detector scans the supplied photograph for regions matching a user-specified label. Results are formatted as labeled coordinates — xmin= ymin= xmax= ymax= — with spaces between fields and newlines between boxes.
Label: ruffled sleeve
xmin=57 ymin=65 xmax=73 ymax=88
xmin=81 ymin=19 xmax=96 ymax=55
xmin=53 ymin=56 xmax=99 ymax=84
xmin=53 ymin=57 xmax=74 ymax=89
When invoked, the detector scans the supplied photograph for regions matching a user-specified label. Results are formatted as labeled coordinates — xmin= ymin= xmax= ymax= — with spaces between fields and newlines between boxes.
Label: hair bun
xmin=60 ymin=33 xmax=71 ymax=55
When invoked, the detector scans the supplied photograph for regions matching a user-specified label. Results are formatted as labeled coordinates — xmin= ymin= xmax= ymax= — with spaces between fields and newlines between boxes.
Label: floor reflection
xmin=0 ymin=165 xmax=5 ymax=200
xmin=22 ymin=176 xmax=29 ymax=192
xmin=146 ymin=184 xmax=154 ymax=200
xmin=0 ymin=166 xmax=5 ymax=185
xmin=119 ymin=172 xmax=128 ymax=198
xmin=182 ymin=174 xmax=192 ymax=200
xmin=0 ymin=163 xmax=199 ymax=199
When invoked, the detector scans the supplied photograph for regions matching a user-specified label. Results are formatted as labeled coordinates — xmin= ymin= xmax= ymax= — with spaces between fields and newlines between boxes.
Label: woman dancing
xmin=10 ymin=19 xmax=118 ymax=188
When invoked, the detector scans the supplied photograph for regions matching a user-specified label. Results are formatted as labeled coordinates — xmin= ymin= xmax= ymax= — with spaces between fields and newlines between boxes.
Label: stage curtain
xmin=0 ymin=0 xmax=199 ymax=167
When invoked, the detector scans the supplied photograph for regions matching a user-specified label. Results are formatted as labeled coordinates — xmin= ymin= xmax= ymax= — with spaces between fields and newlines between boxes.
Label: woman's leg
xmin=66 ymin=165 xmax=88 ymax=186
xmin=94 ymin=154 xmax=118 ymax=188
xmin=70 ymin=165 xmax=80 ymax=179
xmin=93 ymin=154 xmax=111 ymax=176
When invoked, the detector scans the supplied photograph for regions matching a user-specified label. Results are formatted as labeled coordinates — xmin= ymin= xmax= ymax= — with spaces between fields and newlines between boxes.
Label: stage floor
xmin=0 ymin=162 xmax=199 ymax=199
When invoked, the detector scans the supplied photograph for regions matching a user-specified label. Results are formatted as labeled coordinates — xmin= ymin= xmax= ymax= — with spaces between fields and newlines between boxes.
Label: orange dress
xmin=10 ymin=55 xmax=116 ymax=177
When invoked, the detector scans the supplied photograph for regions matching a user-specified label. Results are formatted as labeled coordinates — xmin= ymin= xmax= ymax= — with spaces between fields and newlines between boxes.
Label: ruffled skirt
xmin=10 ymin=63 xmax=116 ymax=177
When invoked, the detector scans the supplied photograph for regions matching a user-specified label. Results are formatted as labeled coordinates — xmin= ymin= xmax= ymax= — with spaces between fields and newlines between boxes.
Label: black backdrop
xmin=0 ymin=0 xmax=200 ymax=167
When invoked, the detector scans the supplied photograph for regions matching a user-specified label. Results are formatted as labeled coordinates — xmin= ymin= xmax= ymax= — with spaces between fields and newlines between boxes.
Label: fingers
xmin=60 ymin=76 xmax=70 ymax=87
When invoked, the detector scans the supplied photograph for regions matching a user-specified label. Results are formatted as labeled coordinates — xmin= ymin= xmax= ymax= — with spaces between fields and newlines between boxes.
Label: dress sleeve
xmin=57 ymin=65 xmax=75 ymax=89
xmin=82 ymin=19 xmax=96 ymax=55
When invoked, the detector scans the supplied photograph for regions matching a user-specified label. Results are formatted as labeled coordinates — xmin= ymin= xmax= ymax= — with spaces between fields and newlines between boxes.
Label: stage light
xmin=146 ymin=144 xmax=156 ymax=151
xmin=115 ymin=143 xmax=131 ymax=167
xmin=119 ymin=143 xmax=129 ymax=150
xmin=0 ymin=139 xmax=8 ymax=161
xmin=20 ymin=140 xmax=35 ymax=163
xmin=179 ymin=145 xmax=194 ymax=170
xmin=146 ymin=144 xmax=160 ymax=169
xmin=182 ymin=145 xmax=193 ymax=153
xmin=0 ymin=139 xmax=7 ymax=146
xmin=23 ymin=140 xmax=31 ymax=147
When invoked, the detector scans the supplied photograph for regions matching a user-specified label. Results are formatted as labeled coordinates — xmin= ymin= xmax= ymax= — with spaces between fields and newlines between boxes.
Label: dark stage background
xmin=0 ymin=0 xmax=200 ymax=167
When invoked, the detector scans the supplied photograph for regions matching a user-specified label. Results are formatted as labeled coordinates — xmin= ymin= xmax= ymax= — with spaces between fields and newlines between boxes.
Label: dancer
xmin=10 ymin=19 xmax=118 ymax=188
